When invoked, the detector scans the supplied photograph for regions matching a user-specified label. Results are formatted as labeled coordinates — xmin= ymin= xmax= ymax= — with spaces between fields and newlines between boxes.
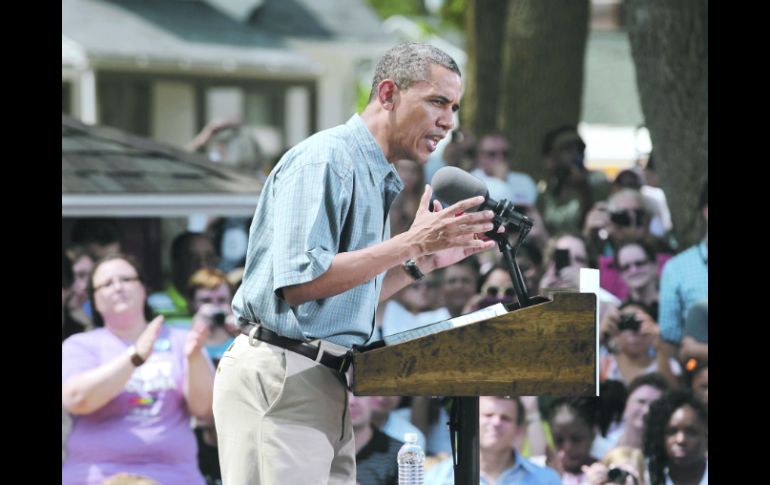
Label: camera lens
xmin=607 ymin=467 xmax=631 ymax=484
xmin=211 ymin=311 xmax=227 ymax=326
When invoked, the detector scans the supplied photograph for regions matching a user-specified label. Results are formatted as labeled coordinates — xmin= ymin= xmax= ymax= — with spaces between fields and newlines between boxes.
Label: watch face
xmin=405 ymin=260 xmax=424 ymax=280
xmin=130 ymin=349 xmax=145 ymax=367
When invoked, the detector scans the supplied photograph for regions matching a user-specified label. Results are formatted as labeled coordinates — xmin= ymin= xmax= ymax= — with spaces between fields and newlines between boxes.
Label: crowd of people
xmin=62 ymin=50 xmax=707 ymax=485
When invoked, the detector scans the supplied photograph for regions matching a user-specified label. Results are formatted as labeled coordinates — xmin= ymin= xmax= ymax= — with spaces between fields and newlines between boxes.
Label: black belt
xmin=240 ymin=323 xmax=352 ymax=375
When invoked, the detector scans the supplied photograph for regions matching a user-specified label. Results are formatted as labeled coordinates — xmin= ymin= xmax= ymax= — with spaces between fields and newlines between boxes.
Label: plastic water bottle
xmin=397 ymin=432 xmax=425 ymax=485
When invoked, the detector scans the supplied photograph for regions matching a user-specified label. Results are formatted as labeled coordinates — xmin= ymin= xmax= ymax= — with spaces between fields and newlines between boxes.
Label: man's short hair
xmin=368 ymin=43 xmax=460 ymax=102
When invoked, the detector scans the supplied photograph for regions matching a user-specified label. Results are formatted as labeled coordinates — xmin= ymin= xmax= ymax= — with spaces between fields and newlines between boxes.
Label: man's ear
xmin=376 ymin=79 xmax=398 ymax=111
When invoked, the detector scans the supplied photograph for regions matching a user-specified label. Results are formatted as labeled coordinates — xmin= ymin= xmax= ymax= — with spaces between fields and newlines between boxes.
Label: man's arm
xmin=282 ymin=187 xmax=495 ymax=307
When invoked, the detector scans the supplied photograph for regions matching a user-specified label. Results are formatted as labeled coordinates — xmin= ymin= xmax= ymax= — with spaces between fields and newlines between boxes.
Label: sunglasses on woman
xmin=485 ymin=286 xmax=515 ymax=297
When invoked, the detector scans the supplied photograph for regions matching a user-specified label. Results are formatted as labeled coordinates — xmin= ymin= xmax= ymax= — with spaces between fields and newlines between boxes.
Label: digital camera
xmin=617 ymin=313 xmax=641 ymax=332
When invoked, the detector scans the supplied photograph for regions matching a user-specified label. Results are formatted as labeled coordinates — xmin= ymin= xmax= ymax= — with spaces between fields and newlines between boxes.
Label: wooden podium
xmin=351 ymin=292 xmax=597 ymax=484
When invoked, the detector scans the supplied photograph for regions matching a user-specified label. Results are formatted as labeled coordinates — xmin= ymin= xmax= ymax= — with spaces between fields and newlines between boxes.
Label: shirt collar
xmin=346 ymin=114 xmax=403 ymax=189
xmin=496 ymin=451 xmax=538 ymax=478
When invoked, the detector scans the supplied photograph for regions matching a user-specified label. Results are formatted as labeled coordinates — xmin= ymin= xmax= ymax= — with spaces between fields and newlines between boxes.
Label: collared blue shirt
xmin=425 ymin=452 xmax=561 ymax=485
xmin=659 ymin=240 xmax=708 ymax=344
xmin=232 ymin=114 xmax=403 ymax=348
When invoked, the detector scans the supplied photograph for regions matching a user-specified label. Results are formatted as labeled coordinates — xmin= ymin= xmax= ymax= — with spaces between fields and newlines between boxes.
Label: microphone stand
xmin=449 ymin=201 xmax=535 ymax=485
xmin=494 ymin=229 xmax=532 ymax=310
xmin=487 ymin=202 xmax=535 ymax=310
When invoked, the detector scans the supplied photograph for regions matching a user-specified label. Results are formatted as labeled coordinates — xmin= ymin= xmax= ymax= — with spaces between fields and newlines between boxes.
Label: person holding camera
xmin=582 ymin=189 xmax=672 ymax=302
xmin=185 ymin=267 xmax=238 ymax=483
xmin=582 ymin=446 xmax=647 ymax=485
xmin=600 ymin=302 xmax=681 ymax=386
xmin=537 ymin=233 xmax=591 ymax=292
xmin=185 ymin=267 xmax=239 ymax=365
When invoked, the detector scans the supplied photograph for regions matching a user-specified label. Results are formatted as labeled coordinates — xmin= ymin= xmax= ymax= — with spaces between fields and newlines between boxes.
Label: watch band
xmin=403 ymin=258 xmax=424 ymax=281
xmin=127 ymin=345 xmax=145 ymax=367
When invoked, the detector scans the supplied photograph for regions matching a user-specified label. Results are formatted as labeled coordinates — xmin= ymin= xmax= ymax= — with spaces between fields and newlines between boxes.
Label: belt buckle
xmin=312 ymin=339 xmax=348 ymax=361
xmin=313 ymin=340 xmax=353 ymax=375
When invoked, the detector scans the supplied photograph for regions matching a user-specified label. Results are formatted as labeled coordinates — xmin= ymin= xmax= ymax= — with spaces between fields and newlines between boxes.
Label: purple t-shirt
xmin=62 ymin=326 xmax=210 ymax=485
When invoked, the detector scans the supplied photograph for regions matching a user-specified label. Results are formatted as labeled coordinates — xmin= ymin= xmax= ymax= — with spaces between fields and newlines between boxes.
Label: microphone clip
xmin=482 ymin=198 xmax=533 ymax=240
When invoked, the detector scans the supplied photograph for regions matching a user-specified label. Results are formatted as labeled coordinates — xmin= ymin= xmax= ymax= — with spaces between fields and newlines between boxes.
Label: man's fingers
xmin=451 ymin=210 xmax=495 ymax=225
xmin=417 ymin=184 xmax=433 ymax=212
xmin=444 ymin=195 xmax=485 ymax=215
xmin=463 ymin=240 xmax=495 ymax=255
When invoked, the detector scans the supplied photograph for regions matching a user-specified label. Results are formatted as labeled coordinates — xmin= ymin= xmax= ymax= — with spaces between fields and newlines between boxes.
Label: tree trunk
xmin=626 ymin=0 xmax=708 ymax=249
xmin=499 ymin=0 xmax=589 ymax=181
xmin=463 ymin=0 xmax=589 ymax=180
xmin=462 ymin=0 xmax=510 ymax=136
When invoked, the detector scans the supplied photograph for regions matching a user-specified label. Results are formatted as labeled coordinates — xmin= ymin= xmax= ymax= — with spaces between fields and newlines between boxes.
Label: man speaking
xmin=213 ymin=43 xmax=497 ymax=484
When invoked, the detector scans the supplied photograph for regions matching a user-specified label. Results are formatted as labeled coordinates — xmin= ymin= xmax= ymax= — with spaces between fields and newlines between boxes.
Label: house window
xmin=98 ymin=75 xmax=152 ymax=137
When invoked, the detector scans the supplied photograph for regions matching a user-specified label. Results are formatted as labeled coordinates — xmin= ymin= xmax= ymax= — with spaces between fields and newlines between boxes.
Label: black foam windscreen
xmin=430 ymin=166 xmax=488 ymax=212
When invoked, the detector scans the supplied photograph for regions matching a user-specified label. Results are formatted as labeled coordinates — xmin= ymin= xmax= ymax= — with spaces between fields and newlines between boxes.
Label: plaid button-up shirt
xmin=232 ymin=114 xmax=403 ymax=348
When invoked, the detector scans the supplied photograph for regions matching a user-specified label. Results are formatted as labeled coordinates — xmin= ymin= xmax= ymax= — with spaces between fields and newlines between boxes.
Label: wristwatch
xmin=403 ymin=258 xmax=425 ymax=281
xmin=127 ymin=345 xmax=146 ymax=367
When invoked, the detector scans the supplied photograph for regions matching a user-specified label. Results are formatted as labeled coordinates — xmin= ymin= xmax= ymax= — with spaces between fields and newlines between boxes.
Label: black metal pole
xmin=452 ymin=396 xmax=479 ymax=485
xmin=497 ymin=237 xmax=534 ymax=309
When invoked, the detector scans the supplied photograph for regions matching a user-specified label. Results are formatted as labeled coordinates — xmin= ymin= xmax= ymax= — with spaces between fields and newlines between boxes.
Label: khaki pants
xmin=213 ymin=334 xmax=355 ymax=485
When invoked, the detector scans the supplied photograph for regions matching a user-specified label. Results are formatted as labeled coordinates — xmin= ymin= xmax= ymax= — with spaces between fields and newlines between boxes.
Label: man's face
xmin=476 ymin=135 xmax=511 ymax=178
xmin=389 ymin=64 xmax=462 ymax=164
xmin=479 ymin=397 xmax=520 ymax=454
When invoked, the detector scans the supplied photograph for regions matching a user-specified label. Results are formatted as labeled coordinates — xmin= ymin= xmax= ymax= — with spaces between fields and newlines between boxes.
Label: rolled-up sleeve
xmin=272 ymin=155 xmax=352 ymax=293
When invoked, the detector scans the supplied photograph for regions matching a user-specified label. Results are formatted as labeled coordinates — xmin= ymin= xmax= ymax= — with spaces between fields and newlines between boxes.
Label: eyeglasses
xmin=479 ymin=149 xmax=509 ymax=158
xmin=610 ymin=209 xmax=648 ymax=227
xmin=485 ymin=286 xmax=515 ymax=297
xmin=619 ymin=259 xmax=650 ymax=272
xmin=93 ymin=275 xmax=140 ymax=292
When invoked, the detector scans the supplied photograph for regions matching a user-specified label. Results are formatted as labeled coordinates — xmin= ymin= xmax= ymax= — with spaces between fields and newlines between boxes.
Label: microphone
xmin=431 ymin=166 xmax=533 ymax=231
